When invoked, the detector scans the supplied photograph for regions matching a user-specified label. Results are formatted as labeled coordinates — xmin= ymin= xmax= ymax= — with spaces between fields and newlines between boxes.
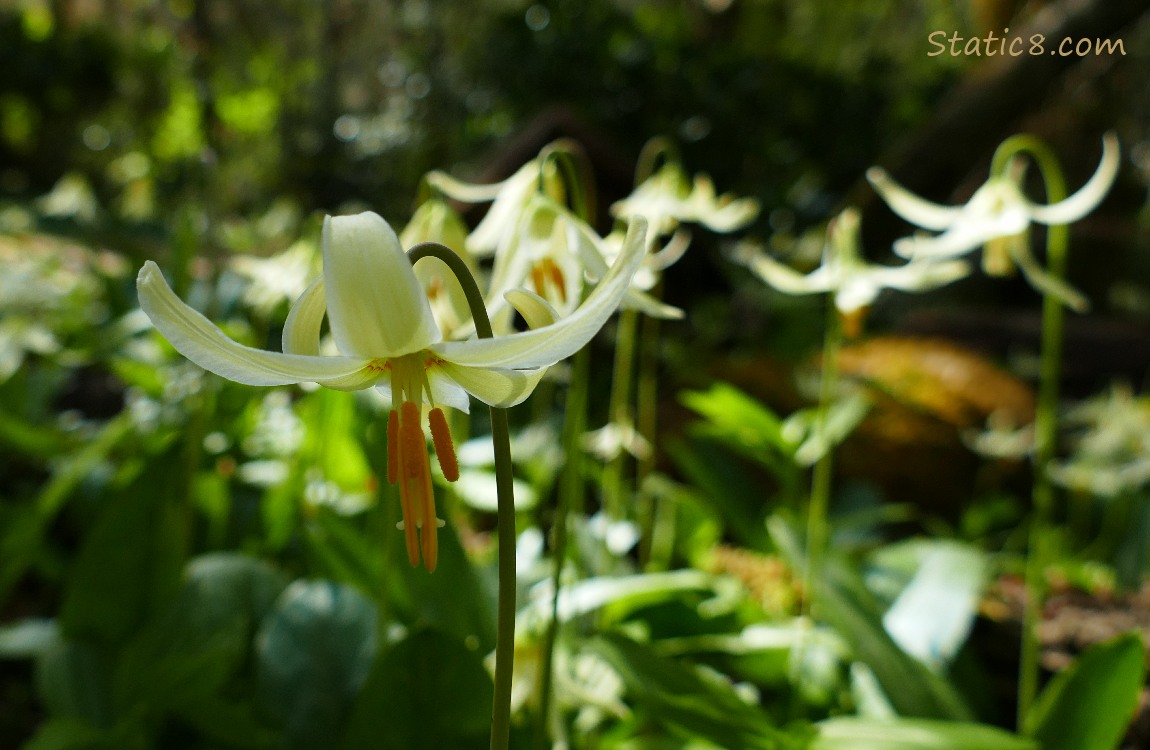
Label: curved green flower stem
xmin=407 ymin=242 xmax=517 ymax=750
xmin=542 ymin=140 xmax=596 ymax=225
xmin=603 ymin=308 xmax=639 ymax=522
xmin=536 ymin=344 xmax=592 ymax=748
xmin=991 ymin=136 xmax=1069 ymax=731
xmin=634 ymin=137 xmax=678 ymax=184
xmin=803 ymin=295 xmax=843 ymax=619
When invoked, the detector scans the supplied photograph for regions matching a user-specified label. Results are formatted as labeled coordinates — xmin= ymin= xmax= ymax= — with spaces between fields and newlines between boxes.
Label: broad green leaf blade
xmin=33 ymin=636 xmax=114 ymax=726
xmin=59 ymin=462 xmax=186 ymax=645
xmin=23 ymin=716 xmax=113 ymax=750
xmin=592 ymin=632 xmax=811 ymax=750
xmin=813 ymin=717 xmax=1037 ymax=750
xmin=768 ymin=516 xmax=973 ymax=721
xmin=665 ymin=437 xmax=774 ymax=549
xmin=256 ymin=580 xmax=378 ymax=750
xmin=112 ymin=553 xmax=289 ymax=713
xmin=1025 ymin=631 xmax=1146 ymax=750
xmin=343 ymin=629 xmax=493 ymax=750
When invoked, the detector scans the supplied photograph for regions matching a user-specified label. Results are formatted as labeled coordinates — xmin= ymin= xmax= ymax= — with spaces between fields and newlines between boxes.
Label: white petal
xmin=463 ymin=163 xmax=540 ymax=256
xmin=893 ymin=199 xmax=1028 ymax=260
xmin=137 ymin=261 xmax=373 ymax=386
xmin=689 ymin=176 xmax=760 ymax=232
xmin=322 ymin=212 xmax=441 ymax=358
xmin=621 ymin=288 xmax=684 ymax=320
xmin=834 ymin=280 xmax=882 ymax=313
xmin=564 ymin=213 xmax=609 ymax=282
xmin=865 ymin=259 xmax=971 ymax=294
xmin=432 ymin=218 xmax=648 ymax=369
xmin=1009 ymin=243 xmax=1090 ymax=312
xmin=282 ymin=276 xmax=326 ymax=355
xmin=867 ymin=167 xmax=963 ymax=230
xmin=436 ymin=360 xmax=549 ymax=408
xmin=426 ymin=169 xmax=512 ymax=203
xmin=426 ymin=367 xmax=473 ymax=413
xmin=647 ymin=229 xmax=692 ymax=272
xmin=505 ymin=288 xmax=560 ymax=329
xmin=1028 ymin=132 xmax=1120 ymax=225
xmin=734 ymin=244 xmax=833 ymax=295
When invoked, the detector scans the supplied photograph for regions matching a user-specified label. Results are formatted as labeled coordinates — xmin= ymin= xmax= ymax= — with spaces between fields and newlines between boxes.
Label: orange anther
xmin=386 ymin=409 xmax=399 ymax=485
xmin=545 ymin=258 xmax=567 ymax=303
xmin=400 ymin=401 xmax=424 ymax=480
xmin=531 ymin=264 xmax=548 ymax=297
xmin=429 ymin=407 xmax=460 ymax=482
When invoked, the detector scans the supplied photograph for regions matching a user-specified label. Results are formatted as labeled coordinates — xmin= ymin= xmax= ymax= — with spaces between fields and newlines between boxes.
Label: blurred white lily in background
xmin=608 ymin=156 xmax=758 ymax=308
xmin=230 ymin=239 xmax=321 ymax=317
xmin=734 ymin=208 xmax=969 ymax=335
xmin=1048 ymin=383 xmax=1150 ymax=498
xmin=400 ymin=198 xmax=479 ymax=339
xmin=429 ymin=144 xmax=681 ymax=327
xmin=611 ymin=160 xmax=760 ymax=241
xmin=428 ymin=154 xmax=566 ymax=259
xmin=137 ymin=211 xmax=647 ymax=570
xmin=867 ymin=133 xmax=1120 ymax=311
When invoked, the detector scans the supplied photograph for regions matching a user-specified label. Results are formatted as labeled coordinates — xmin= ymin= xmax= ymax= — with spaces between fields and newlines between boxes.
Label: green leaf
xmin=172 ymin=694 xmax=279 ymax=750
xmin=592 ymin=632 xmax=811 ymax=750
xmin=665 ymin=437 xmax=773 ymax=549
xmin=343 ymin=629 xmax=492 ymax=750
xmin=58 ymin=463 xmax=186 ymax=645
xmin=23 ymin=716 xmax=113 ymax=750
xmin=813 ymin=717 xmax=1037 ymax=750
xmin=1025 ymin=631 xmax=1146 ymax=750
xmin=255 ymin=580 xmax=378 ymax=750
xmin=305 ymin=507 xmax=385 ymax=596
xmin=34 ymin=637 xmax=114 ymax=726
xmin=382 ymin=507 xmax=498 ymax=652
xmin=112 ymin=553 xmax=289 ymax=713
xmin=680 ymin=383 xmax=792 ymax=457
xmin=768 ymin=516 xmax=972 ymax=721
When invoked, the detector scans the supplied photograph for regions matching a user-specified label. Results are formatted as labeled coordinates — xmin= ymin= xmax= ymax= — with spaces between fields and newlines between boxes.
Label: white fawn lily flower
xmin=399 ymin=198 xmax=479 ymax=339
xmin=734 ymin=208 xmax=969 ymax=335
xmin=608 ymin=157 xmax=756 ymax=319
xmin=867 ymin=133 xmax=1119 ymax=311
xmin=427 ymin=154 xmax=566 ymax=259
xmin=138 ymin=211 xmax=648 ymax=571
xmin=611 ymin=160 xmax=759 ymax=240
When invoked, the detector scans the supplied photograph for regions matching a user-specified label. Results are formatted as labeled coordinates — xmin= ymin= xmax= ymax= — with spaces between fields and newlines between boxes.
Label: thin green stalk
xmin=408 ymin=243 xmax=517 ymax=750
xmin=637 ymin=299 xmax=663 ymax=569
xmin=603 ymin=308 xmax=639 ymax=521
xmin=536 ymin=344 xmax=591 ymax=747
xmin=990 ymin=136 xmax=1069 ymax=731
xmin=803 ymin=295 xmax=843 ymax=619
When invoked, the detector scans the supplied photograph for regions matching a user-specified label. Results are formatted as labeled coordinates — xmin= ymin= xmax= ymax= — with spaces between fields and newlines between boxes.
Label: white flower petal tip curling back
xmin=866 ymin=133 xmax=1118 ymax=313
xmin=137 ymin=210 xmax=647 ymax=570
xmin=866 ymin=133 xmax=1119 ymax=242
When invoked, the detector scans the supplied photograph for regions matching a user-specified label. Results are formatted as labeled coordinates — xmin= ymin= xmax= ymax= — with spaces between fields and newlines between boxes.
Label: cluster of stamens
xmin=384 ymin=355 xmax=459 ymax=572
xmin=530 ymin=257 xmax=567 ymax=304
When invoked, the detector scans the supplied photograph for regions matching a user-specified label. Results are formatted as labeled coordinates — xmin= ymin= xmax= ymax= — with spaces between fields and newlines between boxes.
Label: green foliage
xmin=1024 ymin=632 xmax=1147 ymax=750
xmin=345 ymin=629 xmax=493 ymax=750
xmin=593 ymin=632 xmax=813 ymax=750
xmin=1 ymin=2 xmax=1147 ymax=749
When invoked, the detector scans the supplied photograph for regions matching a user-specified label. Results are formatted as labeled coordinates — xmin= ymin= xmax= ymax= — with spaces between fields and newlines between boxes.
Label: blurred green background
xmin=3 ymin=1 xmax=1150 ymax=748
